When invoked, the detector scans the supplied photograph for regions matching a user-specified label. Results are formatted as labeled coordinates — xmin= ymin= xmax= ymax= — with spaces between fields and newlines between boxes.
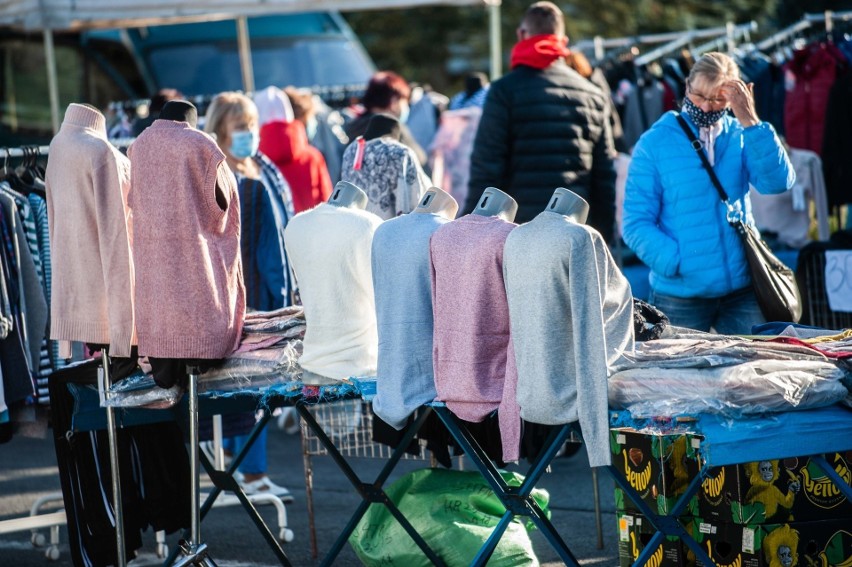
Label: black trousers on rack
xmin=49 ymin=359 xmax=191 ymax=566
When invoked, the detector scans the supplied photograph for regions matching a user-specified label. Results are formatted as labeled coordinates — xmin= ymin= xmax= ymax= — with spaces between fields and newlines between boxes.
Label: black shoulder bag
xmin=675 ymin=115 xmax=802 ymax=323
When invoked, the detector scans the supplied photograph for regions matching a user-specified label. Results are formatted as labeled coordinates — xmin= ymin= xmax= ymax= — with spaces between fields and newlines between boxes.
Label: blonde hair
xmin=203 ymin=92 xmax=258 ymax=144
xmin=687 ymin=52 xmax=740 ymax=88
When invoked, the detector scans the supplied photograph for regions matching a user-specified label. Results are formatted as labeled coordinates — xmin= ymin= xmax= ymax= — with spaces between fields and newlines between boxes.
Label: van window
xmin=121 ymin=12 xmax=375 ymax=97
xmin=149 ymin=37 xmax=373 ymax=95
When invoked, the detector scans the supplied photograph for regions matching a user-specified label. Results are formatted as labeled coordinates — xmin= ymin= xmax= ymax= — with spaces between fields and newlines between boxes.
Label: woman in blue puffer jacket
xmin=623 ymin=52 xmax=795 ymax=334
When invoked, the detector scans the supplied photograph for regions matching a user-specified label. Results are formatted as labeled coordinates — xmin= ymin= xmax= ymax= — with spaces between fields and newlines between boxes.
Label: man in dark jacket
xmin=464 ymin=1 xmax=617 ymax=241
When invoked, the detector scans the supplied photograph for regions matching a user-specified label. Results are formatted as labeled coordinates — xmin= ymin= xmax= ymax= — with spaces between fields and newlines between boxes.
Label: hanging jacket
xmin=259 ymin=120 xmax=332 ymax=213
xmin=783 ymin=44 xmax=845 ymax=154
xmin=821 ymin=64 xmax=852 ymax=207
xmin=623 ymin=111 xmax=795 ymax=299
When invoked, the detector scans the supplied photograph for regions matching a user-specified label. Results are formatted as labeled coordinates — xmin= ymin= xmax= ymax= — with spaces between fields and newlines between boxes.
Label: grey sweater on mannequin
xmin=503 ymin=211 xmax=634 ymax=467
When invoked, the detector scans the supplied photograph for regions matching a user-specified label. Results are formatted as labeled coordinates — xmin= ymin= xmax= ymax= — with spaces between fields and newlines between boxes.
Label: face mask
xmin=306 ymin=117 xmax=318 ymax=141
xmin=683 ymin=97 xmax=727 ymax=128
xmin=230 ymin=129 xmax=259 ymax=159
xmin=397 ymin=101 xmax=410 ymax=125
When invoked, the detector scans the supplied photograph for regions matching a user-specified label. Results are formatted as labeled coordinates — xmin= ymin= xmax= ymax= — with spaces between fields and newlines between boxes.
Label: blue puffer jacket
xmin=623 ymin=111 xmax=795 ymax=298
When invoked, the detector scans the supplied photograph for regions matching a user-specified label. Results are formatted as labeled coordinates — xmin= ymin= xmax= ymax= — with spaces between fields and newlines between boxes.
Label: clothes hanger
xmin=0 ymin=149 xmax=11 ymax=183
xmin=8 ymin=147 xmax=46 ymax=196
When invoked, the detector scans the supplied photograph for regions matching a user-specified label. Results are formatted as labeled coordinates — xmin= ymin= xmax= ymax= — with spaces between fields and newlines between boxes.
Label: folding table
xmin=606 ymin=405 xmax=852 ymax=567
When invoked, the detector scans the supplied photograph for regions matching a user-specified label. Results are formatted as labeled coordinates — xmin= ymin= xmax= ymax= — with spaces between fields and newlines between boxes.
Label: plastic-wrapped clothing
xmin=608 ymin=360 xmax=849 ymax=418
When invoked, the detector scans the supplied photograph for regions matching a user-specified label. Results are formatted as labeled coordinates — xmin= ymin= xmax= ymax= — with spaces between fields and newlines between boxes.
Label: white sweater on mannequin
xmin=284 ymin=203 xmax=383 ymax=382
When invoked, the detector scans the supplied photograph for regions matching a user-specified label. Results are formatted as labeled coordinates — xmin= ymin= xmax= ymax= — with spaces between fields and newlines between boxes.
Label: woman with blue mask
xmin=202 ymin=92 xmax=295 ymax=500
xmin=623 ymin=52 xmax=795 ymax=335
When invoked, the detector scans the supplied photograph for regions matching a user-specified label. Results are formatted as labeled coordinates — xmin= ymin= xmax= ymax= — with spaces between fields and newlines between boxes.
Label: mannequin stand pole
xmin=103 ymin=352 xmax=127 ymax=567
xmin=173 ymin=366 xmax=217 ymax=567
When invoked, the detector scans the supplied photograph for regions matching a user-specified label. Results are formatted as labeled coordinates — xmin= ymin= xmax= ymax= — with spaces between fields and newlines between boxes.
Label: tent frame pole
xmin=43 ymin=29 xmax=60 ymax=134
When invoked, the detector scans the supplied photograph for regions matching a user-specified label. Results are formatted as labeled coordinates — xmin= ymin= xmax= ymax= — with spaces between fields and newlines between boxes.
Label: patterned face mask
xmin=683 ymin=97 xmax=727 ymax=128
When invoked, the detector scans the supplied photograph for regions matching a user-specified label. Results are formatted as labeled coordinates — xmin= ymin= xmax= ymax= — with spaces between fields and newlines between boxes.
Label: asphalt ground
xmin=0 ymin=415 xmax=620 ymax=566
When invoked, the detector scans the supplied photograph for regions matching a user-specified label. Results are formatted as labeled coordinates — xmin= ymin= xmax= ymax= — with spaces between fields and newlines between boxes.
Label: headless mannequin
xmin=471 ymin=186 xmax=518 ymax=223
xmin=413 ymin=186 xmax=458 ymax=219
xmin=158 ymin=100 xmax=198 ymax=127
xmin=157 ymin=100 xmax=231 ymax=213
xmin=147 ymin=99 xmax=223 ymax=389
xmin=298 ymin=180 xmax=370 ymax=385
xmin=545 ymin=187 xmax=590 ymax=224
xmin=327 ymin=180 xmax=368 ymax=209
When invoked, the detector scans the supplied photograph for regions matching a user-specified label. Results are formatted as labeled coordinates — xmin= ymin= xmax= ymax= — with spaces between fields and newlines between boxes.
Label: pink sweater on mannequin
xmin=429 ymin=214 xmax=520 ymax=462
xmin=45 ymin=103 xmax=135 ymax=357
xmin=128 ymin=120 xmax=245 ymax=358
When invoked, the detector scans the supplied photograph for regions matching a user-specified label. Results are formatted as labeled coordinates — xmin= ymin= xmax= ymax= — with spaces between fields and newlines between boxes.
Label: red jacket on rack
xmin=783 ymin=43 xmax=846 ymax=155
xmin=259 ymin=120 xmax=333 ymax=213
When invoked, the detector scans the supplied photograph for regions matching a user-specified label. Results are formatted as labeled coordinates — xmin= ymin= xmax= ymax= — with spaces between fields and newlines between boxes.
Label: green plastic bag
xmin=349 ymin=468 xmax=549 ymax=566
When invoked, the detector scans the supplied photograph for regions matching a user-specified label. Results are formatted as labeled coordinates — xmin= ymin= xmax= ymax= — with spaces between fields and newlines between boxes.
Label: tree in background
xmin=344 ymin=0 xmax=849 ymax=96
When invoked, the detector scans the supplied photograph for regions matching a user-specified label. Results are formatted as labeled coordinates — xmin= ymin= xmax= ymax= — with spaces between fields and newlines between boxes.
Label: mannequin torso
xmin=471 ymin=187 xmax=518 ymax=222
xmin=545 ymin=187 xmax=589 ymax=224
xmin=158 ymin=100 xmax=198 ymax=127
xmin=413 ymin=187 xmax=458 ymax=219
xmin=328 ymin=180 xmax=369 ymax=209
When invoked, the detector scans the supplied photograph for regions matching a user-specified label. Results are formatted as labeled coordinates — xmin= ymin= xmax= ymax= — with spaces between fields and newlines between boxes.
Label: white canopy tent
xmin=0 ymin=0 xmax=502 ymax=133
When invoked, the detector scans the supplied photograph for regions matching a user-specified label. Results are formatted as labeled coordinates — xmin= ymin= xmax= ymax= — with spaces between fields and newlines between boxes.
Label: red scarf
xmin=510 ymin=34 xmax=570 ymax=70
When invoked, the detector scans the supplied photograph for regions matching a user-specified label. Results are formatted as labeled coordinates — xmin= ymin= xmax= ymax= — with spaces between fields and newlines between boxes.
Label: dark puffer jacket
xmin=464 ymin=62 xmax=617 ymax=240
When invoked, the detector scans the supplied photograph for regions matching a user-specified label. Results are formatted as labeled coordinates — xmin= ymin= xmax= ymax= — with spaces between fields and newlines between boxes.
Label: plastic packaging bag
xmin=349 ymin=468 xmax=548 ymax=567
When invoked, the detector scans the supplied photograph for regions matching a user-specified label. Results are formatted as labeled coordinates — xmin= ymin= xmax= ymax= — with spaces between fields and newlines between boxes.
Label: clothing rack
xmin=0 ymin=141 xmax=135 ymax=563
xmin=634 ymin=21 xmax=758 ymax=67
xmin=574 ymin=21 xmax=758 ymax=63
xmin=2 ymin=146 xmax=50 ymax=158
xmin=690 ymin=21 xmax=757 ymax=58
xmin=0 ymin=143 xmax=66 ymax=560
xmin=754 ymin=10 xmax=852 ymax=52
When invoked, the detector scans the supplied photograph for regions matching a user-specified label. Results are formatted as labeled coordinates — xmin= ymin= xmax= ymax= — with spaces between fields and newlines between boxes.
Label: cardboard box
xmin=685 ymin=518 xmax=852 ymax=567
xmin=611 ymin=428 xmax=702 ymax=516
xmin=696 ymin=452 xmax=852 ymax=524
xmin=617 ymin=512 xmax=687 ymax=567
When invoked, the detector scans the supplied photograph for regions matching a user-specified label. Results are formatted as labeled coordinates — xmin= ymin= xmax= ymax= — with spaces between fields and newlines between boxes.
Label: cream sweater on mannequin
xmin=284 ymin=203 xmax=382 ymax=383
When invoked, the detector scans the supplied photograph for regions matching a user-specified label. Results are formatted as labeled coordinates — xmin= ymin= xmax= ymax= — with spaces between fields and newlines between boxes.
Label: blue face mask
xmin=398 ymin=102 xmax=410 ymax=125
xmin=306 ymin=117 xmax=318 ymax=141
xmin=230 ymin=129 xmax=259 ymax=159
xmin=683 ymin=97 xmax=727 ymax=128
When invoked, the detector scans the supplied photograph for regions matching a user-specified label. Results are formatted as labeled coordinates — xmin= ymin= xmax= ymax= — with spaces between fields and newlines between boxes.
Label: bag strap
xmin=675 ymin=114 xmax=729 ymax=203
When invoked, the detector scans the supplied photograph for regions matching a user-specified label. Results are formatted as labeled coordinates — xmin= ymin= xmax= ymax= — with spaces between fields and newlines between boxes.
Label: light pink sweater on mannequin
xmin=128 ymin=120 xmax=245 ymax=358
xmin=45 ymin=103 xmax=135 ymax=357
xmin=429 ymin=214 xmax=520 ymax=462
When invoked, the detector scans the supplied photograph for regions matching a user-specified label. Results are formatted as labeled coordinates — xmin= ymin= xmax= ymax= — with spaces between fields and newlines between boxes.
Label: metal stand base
xmin=172 ymin=541 xmax=217 ymax=567
xmin=103 ymin=352 xmax=127 ymax=567
xmin=173 ymin=366 xmax=218 ymax=567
